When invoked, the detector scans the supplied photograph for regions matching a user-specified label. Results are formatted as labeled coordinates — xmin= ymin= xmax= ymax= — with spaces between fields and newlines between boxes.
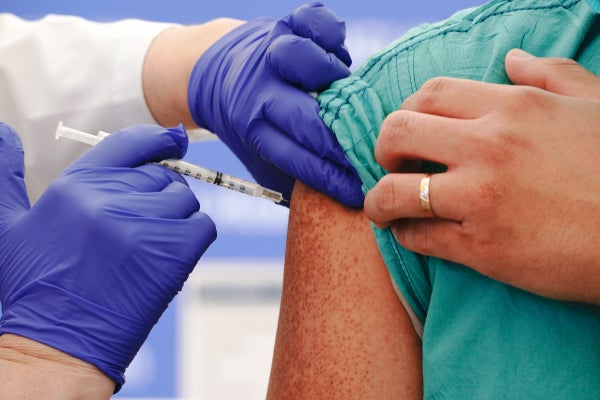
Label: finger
xmin=71 ymin=164 xmax=185 ymax=195
xmin=375 ymin=110 xmax=475 ymax=172
xmin=116 ymin=181 xmax=200 ymax=220
xmin=184 ymin=211 xmax=218 ymax=260
xmin=391 ymin=218 xmax=467 ymax=265
xmin=249 ymin=121 xmax=364 ymax=207
xmin=137 ymin=211 xmax=217 ymax=295
xmin=365 ymin=173 xmax=446 ymax=227
xmin=71 ymin=124 xmax=188 ymax=169
xmin=268 ymin=34 xmax=351 ymax=91
xmin=259 ymin=89 xmax=351 ymax=168
xmin=0 ymin=122 xmax=30 ymax=214
xmin=505 ymin=49 xmax=600 ymax=100
xmin=400 ymin=77 xmax=499 ymax=118
xmin=149 ymin=211 xmax=217 ymax=268
xmin=283 ymin=2 xmax=352 ymax=66
xmin=135 ymin=163 xmax=188 ymax=187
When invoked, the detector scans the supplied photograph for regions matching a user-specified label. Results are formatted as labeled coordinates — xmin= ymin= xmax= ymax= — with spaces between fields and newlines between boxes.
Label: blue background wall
xmin=4 ymin=1 xmax=484 ymax=397
xmin=5 ymin=1 xmax=484 ymax=23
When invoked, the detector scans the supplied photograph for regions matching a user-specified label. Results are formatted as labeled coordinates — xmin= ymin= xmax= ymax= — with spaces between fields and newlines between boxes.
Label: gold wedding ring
xmin=419 ymin=174 xmax=435 ymax=217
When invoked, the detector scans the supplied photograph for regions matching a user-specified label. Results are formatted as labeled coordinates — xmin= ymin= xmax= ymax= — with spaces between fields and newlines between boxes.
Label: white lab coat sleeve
xmin=0 ymin=13 xmax=174 ymax=202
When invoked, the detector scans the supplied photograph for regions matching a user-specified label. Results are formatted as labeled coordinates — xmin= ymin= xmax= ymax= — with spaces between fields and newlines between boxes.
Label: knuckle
xmin=495 ymin=135 xmax=529 ymax=166
xmin=472 ymin=182 xmax=505 ymax=205
xmin=506 ymin=86 xmax=546 ymax=113
xmin=419 ymin=76 xmax=448 ymax=96
xmin=479 ymin=89 xmax=540 ymax=165
xmin=459 ymin=209 xmax=507 ymax=257
xmin=379 ymin=110 xmax=415 ymax=146
xmin=411 ymin=77 xmax=451 ymax=109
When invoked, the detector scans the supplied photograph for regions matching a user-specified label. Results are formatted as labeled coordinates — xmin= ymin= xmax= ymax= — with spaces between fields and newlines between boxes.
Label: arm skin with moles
xmin=267 ymin=181 xmax=422 ymax=399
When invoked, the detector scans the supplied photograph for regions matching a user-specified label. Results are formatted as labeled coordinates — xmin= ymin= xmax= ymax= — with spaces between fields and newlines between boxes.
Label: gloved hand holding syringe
xmin=55 ymin=121 xmax=288 ymax=205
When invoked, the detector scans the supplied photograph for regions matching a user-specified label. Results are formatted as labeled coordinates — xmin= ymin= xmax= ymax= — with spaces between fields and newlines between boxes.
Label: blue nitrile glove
xmin=188 ymin=2 xmax=364 ymax=207
xmin=0 ymin=122 xmax=216 ymax=391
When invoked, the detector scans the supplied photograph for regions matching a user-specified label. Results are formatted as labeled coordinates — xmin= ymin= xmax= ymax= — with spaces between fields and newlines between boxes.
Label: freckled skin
xmin=267 ymin=181 xmax=423 ymax=399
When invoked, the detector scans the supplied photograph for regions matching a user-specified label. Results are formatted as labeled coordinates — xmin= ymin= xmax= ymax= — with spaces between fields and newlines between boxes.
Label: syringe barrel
xmin=160 ymin=160 xmax=219 ymax=184
xmin=56 ymin=122 xmax=287 ymax=204
xmin=161 ymin=160 xmax=262 ymax=197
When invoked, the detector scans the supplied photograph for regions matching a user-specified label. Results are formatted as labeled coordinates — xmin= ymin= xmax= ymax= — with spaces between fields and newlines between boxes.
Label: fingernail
xmin=510 ymin=48 xmax=535 ymax=59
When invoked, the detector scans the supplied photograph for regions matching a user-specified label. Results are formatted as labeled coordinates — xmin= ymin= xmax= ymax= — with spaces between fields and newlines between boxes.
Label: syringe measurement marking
xmin=214 ymin=172 xmax=223 ymax=186
xmin=162 ymin=162 xmax=217 ymax=184
xmin=160 ymin=162 xmax=252 ymax=195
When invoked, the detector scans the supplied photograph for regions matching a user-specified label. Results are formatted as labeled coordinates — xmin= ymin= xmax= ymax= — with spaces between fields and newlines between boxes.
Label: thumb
xmin=268 ymin=34 xmax=351 ymax=90
xmin=281 ymin=2 xmax=352 ymax=67
xmin=71 ymin=124 xmax=188 ymax=170
xmin=505 ymin=48 xmax=600 ymax=100
xmin=0 ymin=122 xmax=30 ymax=217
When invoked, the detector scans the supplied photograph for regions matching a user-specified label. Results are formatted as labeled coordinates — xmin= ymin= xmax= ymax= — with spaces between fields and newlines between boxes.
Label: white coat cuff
xmin=111 ymin=20 xmax=174 ymax=126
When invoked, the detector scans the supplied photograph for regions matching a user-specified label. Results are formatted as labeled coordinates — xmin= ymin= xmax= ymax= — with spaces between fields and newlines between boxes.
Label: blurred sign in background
xmin=4 ymin=1 xmax=483 ymax=398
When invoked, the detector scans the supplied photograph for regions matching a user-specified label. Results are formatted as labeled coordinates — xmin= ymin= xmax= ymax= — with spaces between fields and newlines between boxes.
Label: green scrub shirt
xmin=319 ymin=0 xmax=600 ymax=398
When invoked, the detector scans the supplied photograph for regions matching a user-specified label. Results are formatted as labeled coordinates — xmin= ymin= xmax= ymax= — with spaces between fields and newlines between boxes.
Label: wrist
xmin=0 ymin=281 xmax=155 ymax=388
xmin=142 ymin=18 xmax=244 ymax=128
xmin=0 ymin=334 xmax=114 ymax=399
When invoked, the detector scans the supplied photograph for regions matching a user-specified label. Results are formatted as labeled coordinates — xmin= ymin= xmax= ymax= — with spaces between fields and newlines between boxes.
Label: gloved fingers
xmin=87 ymin=213 xmax=216 ymax=324
xmin=281 ymin=2 xmax=352 ymax=67
xmin=63 ymin=164 xmax=186 ymax=196
xmin=107 ymin=209 xmax=214 ymax=305
xmin=70 ymin=124 xmax=188 ymax=170
xmin=181 ymin=211 xmax=218 ymax=261
xmin=268 ymin=34 xmax=351 ymax=91
xmin=139 ymin=212 xmax=217 ymax=281
xmin=0 ymin=122 xmax=31 ymax=215
xmin=112 ymin=181 xmax=200 ymax=220
xmin=253 ymin=90 xmax=350 ymax=168
xmin=248 ymin=122 xmax=364 ymax=207
xmin=0 ymin=122 xmax=24 ymax=170
xmin=133 ymin=163 xmax=188 ymax=188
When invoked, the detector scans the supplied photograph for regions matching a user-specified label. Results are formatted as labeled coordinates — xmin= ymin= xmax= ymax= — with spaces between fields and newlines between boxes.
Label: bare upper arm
xmin=267 ymin=181 xmax=422 ymax=399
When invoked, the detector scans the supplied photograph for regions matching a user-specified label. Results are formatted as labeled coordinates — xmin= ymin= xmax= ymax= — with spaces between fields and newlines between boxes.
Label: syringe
xmin=55 ymin=121 xmax=288 ymax=205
